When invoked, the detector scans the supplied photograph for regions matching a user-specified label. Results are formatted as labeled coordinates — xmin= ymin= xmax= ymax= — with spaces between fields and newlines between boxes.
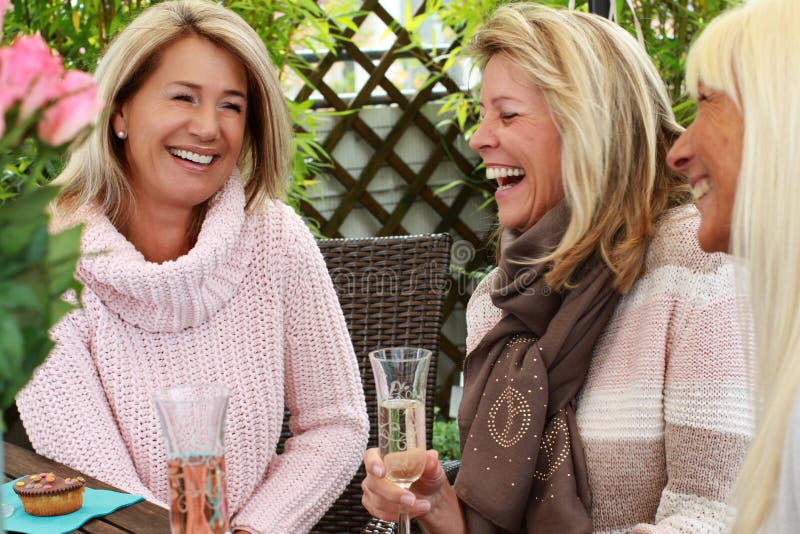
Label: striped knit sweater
xmin=16 ymin=177 xmax=369 ymax=534
xmin=466 ymin=205 xmax=755 ymax=533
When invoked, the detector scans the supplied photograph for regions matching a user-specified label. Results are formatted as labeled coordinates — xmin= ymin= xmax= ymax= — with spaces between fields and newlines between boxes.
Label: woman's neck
xmin=120 ymin=203 xmax=195 ymax=264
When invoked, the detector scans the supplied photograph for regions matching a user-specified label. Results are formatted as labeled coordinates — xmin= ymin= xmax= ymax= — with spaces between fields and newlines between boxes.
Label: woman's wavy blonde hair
xmin=54 ymin=0 xmax=291 ymax=232
xmin=684 ymin=0 xmax=800 ymax=531
xmin=471 ymin=3 xmax=691 ymax=293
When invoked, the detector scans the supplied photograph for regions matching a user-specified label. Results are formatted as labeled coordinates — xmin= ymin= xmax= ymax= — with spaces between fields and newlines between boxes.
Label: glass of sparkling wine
xmin=154 ymin=383 xmax=231 ymax=534
xmin=369 ymin=347 xmax=431 ymax=534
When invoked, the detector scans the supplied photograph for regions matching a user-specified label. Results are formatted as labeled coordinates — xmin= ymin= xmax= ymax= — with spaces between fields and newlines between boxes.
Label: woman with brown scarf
xmin=362 ymin=4 xmax=754 ymax=533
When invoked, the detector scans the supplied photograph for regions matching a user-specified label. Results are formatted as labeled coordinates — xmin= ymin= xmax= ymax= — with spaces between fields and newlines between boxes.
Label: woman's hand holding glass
xmin=368 ymin=348 xmax=427 ymax=532
xmin=361 ymin=448 xmax=465 ymax=534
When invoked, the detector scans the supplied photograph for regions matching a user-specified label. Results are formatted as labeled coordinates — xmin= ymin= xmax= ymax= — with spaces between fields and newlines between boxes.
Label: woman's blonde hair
xmin=685 ymin=0 xmax=800 ymax=531
xmin=55 ymin=0 xmax=291 ymax=230
xmin=471 ymin=4 xmax=690 ymax=293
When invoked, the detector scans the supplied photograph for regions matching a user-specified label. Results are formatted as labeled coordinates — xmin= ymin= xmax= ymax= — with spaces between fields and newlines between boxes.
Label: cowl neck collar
xmin=77 ymin=175 xmax=252 ymax=333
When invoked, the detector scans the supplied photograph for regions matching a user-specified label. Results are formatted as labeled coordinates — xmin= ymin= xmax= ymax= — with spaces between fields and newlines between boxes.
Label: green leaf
xmin=0 ymin=282 xmax=40 ymax=310
xmin=433 ymin=180 xmax=467 ymax=196
xmin=50 ymin=298 xmax=77 ymax=328
xmin=0 ymin=221 xmax=40 ymax=257
xmin=0 ymin=184 xmax=58 ymax=220
xmin=47 ymin=225 xmax=83 ymax=296
xmin=24 ymin=224 xmax=51 ymax=265
xmin=0 ymin=311 xmax=24 ymax=376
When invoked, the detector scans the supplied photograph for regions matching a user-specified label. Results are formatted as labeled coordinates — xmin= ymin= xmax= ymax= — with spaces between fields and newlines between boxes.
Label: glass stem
xmin=398 ymin=510 xmax=412 ymax=534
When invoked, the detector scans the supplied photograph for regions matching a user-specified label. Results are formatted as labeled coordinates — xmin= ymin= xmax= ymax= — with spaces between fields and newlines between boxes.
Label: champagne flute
xmin=369 ymin=347 xmax=431 ymax=534
xmin=154 ymin=383 xmax=231 ymax=534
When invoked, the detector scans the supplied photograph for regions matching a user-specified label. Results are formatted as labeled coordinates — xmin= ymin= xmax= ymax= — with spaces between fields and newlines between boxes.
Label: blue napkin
xmin=1 ymin=479 xmax=144 ymax=534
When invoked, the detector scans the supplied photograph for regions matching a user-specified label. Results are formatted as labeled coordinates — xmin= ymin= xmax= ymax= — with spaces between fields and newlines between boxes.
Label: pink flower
xmin=38 ymin=70 xmax=102 ymax=146
xmin=20 ymin=72 xmax=64 ymax=119
xmin=0 ymin=47 xmax=16 ymax=116
xmin=0 ymin=34 xmax=64 ymax=116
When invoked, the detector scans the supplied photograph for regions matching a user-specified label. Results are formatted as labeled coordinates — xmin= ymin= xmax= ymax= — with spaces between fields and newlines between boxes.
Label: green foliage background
xmin=1 ymin=0 xmax=740 ymax=441
xmin=1 ymin=0 xmax=741 ymax=200
xmin=427 ymin=0 xmax=741 ymax=137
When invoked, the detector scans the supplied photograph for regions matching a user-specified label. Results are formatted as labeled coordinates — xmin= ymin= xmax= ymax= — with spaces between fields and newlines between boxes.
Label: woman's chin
xmin=697 ymin=222 xmax=731 ymax=254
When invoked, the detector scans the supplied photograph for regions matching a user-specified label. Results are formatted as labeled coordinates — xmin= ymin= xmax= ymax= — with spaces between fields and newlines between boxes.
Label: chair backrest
xmin=276 ymin=233 xmax=452 ymax=533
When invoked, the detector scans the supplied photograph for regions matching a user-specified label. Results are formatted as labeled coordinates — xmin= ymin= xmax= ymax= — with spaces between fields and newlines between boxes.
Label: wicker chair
xmin=274 ymin=233 xmax=452 ymax=534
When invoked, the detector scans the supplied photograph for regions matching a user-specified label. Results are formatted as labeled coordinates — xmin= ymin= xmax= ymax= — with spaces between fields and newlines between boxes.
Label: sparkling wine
xmin=167 ymin=454 xmax=230 ymax=534
xmin=379 ymin=398 xmax=426 ymax=488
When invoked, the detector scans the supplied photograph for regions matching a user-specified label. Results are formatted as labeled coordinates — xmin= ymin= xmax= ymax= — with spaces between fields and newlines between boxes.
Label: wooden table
xmin=3 ymin=441 xmax=169 ymax=533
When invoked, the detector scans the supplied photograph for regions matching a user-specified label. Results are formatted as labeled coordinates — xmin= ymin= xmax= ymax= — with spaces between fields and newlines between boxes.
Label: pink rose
xmin=20 ymin=65 xmax=64 ymax=119
xmin=0 ymin=47 xmax=15 ymax=121
xmin=38 ymin=70 xmax=102 ymax=146
xmin=0 ymin=34 xmax=64 ymax=118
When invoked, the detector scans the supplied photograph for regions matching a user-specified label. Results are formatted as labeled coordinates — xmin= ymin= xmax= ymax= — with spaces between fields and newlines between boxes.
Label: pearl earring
xmin=117 ymin=130 xmax=127 ymax=139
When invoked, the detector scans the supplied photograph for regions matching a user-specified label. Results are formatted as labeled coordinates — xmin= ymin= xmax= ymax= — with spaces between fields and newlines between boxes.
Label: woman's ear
xmin=111 ymin=107 xmax=127 ymax=139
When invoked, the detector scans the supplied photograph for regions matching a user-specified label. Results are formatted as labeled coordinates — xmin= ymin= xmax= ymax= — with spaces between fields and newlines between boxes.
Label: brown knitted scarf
xmin=456 ymin=202 xmax=620 ymax=533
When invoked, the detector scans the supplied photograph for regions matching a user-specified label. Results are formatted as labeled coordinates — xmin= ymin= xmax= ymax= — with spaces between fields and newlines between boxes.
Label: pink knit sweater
xmin=466 ymin=205 xmax=754 ymax=533
xmin=16 ymin=177 xmax=369 ymax=534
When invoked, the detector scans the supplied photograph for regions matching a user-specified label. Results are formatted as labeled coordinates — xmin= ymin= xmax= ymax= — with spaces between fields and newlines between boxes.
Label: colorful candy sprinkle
xmin=15 ymin=482 xmax=24 ymax=486
xmin=43 ymin=484 xmax=53 ymax=489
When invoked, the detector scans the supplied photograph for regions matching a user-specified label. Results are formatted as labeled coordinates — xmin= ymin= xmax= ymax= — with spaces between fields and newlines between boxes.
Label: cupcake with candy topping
xmin=12 ymin=472 xmax=85 ymax=516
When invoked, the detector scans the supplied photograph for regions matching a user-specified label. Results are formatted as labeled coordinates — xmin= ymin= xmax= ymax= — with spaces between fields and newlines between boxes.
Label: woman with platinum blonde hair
xmin=16 ymin=1 xmax=369 ymax=532
xmin=363 ymin=3 xmax=753 ymax=533
xmin=668 ymin=0 xmax=800 ymax=531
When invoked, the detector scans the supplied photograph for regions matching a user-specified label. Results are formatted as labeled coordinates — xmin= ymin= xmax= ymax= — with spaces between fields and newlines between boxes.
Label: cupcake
xmin=12 ymin=472 xmax=85 ymax=516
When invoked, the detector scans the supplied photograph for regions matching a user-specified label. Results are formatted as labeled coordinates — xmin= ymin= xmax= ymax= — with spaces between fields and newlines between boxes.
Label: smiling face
xmin=667 ymin=86 xmax=743 ymax=252
xmin=112 ymin=34 xmax=248 ymax=216
xmin=469 ymin=54 xmax=563 ymax=232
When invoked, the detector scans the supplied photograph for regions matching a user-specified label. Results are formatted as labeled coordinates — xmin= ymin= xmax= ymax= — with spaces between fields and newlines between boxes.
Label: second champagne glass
xmin=154 ymin=383 xmax=231 ymax=534
xmin=369 ymin=347 xmax=431 ymax=534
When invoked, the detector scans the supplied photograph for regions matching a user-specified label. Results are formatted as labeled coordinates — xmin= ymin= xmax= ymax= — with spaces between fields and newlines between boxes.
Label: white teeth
xmin=486 ymin=167 xmax=525 ymax=180
xmin=169 ymin=148 xmax=213 ymax=165
xmin=692 ymin=179 xmax=712 ymax=201
xmin=497 ymin=183 xmax=515 ymax=192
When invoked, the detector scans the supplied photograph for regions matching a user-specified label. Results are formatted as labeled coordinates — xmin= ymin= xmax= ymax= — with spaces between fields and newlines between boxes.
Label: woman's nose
xmin=188 ymin=104 xmax=220 ymax=141
xmin=667 ymin=128 xmax=694 ymax=173
xmin=469 ymin=118 xmax=498 ymax=152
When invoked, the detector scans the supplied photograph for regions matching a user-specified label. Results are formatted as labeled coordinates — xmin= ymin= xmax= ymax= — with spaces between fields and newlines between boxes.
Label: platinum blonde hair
xmin=685 ymin=0 xmax=800 ymax=531
xmin=55 ymin=0 xmax=291 ymax=228
xmin=471 ymin=3 xmax=690 ymax=292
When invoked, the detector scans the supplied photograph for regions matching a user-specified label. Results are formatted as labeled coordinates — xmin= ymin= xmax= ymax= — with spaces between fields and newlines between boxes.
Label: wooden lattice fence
xmin=292 ymin=0 xmax=494 ymax=413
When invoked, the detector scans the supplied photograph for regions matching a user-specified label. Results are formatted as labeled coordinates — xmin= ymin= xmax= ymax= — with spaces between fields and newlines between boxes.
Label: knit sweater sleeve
xmin=15 ymin=305 xmax=162 ymax=505
xmin=633 ymin=257 xmax=754 ymax=533
xmin=231 ymin=205 xmax=369 ymax=534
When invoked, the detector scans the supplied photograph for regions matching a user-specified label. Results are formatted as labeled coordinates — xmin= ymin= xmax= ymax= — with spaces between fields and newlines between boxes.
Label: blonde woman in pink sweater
xmin=15 ymin=1 xmax=369 ymax=533
xmin=668 ymin=1 xmax=800 ymax=530
xmin=362 ymin=4 xmax=753 ymax=533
